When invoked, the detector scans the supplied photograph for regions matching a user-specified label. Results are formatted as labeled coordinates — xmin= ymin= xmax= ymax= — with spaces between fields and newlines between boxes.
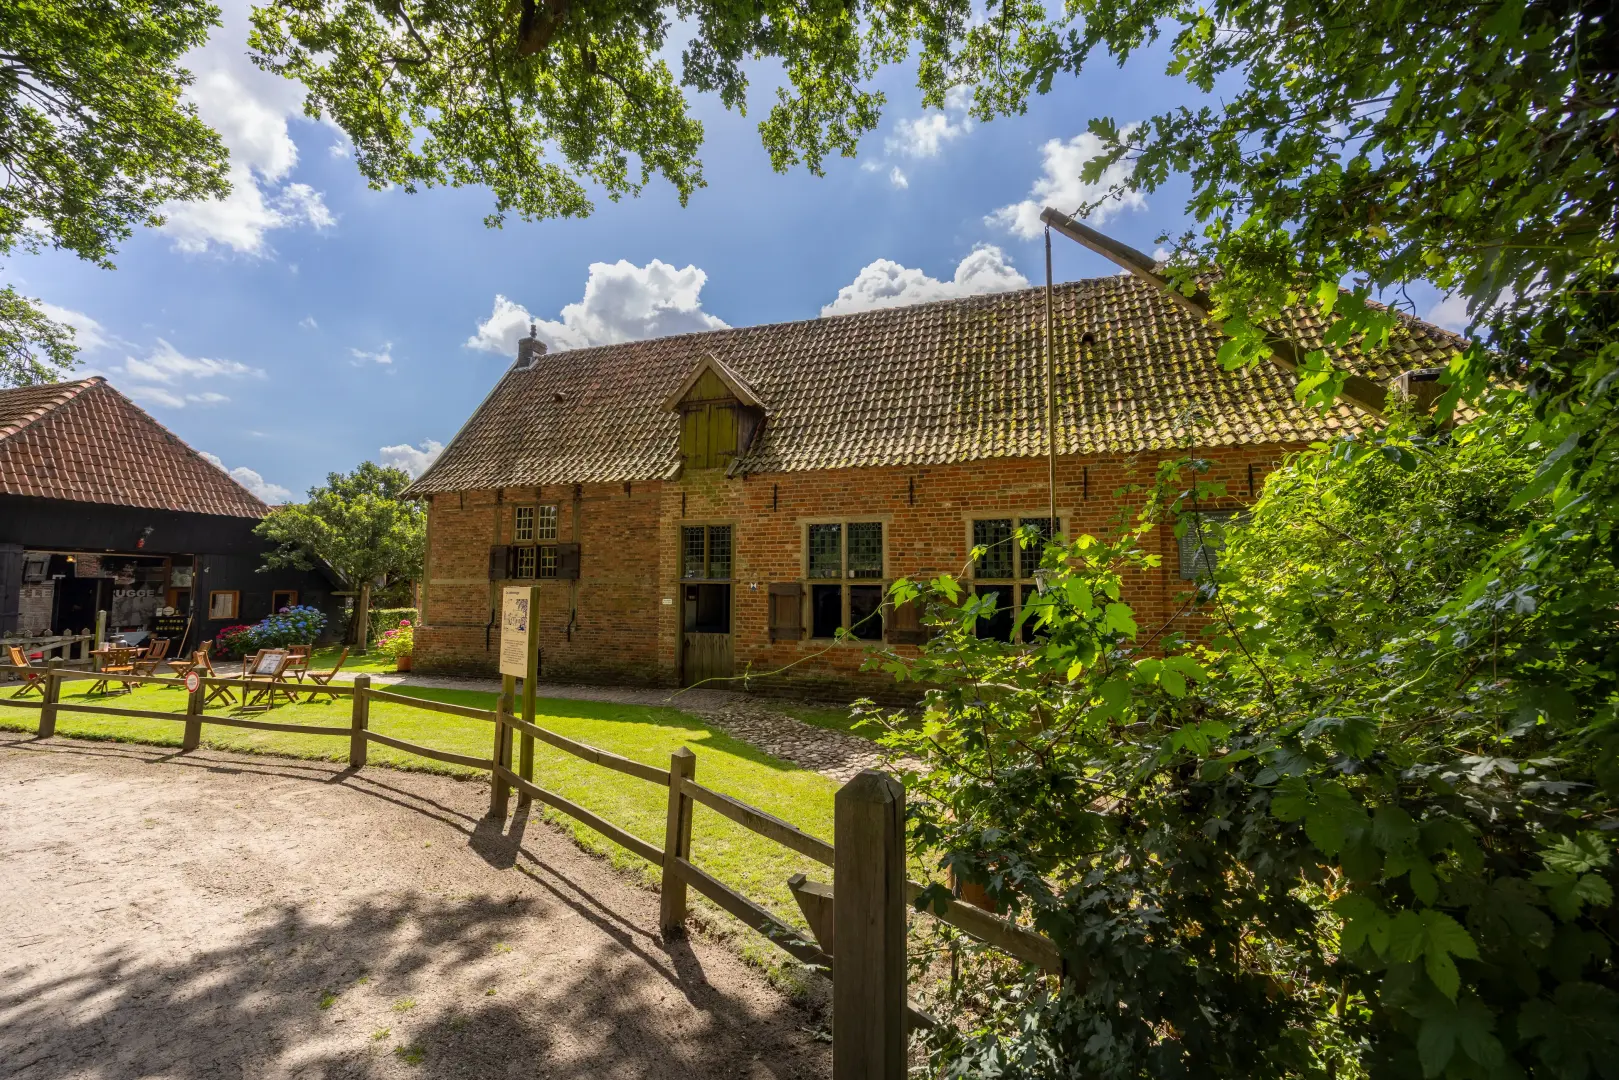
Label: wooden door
xmin=681 ymin=631 xmax=733 ymax=686
xmin=680 ymin=581 xmax=733 ymax=686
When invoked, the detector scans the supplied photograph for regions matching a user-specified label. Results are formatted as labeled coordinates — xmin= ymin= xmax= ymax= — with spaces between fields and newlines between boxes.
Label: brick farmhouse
xmin=406 ymin=274 xmax=1459 ymax=696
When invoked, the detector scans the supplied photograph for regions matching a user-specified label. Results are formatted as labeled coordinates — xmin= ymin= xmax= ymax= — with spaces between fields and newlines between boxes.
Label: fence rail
xmin=4 ymin=659 xmax=1067 ymax=1079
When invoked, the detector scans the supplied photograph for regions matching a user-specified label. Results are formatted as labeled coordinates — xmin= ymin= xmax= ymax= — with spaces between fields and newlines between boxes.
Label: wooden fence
xmin=0 ymin=631 xmax=96 ymax=670
xmin=0 ymin=662 xmax=1065 ymax=1079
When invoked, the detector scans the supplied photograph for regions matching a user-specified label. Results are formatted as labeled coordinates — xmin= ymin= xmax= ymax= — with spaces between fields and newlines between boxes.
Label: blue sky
xmin=12 ymin=2 xmax=1451 ymax=502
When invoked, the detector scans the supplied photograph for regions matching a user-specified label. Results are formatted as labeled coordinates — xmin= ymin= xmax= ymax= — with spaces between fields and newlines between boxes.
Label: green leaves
xmin=1409 ymin=992 xmax=1501 ymax=1077
xmin=1388 ymin=909 xmax=1479 ymax=1001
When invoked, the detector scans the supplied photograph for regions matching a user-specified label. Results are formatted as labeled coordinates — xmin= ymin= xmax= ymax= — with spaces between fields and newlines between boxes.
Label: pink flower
xmin=399 ymin=619 xmax=411 ymax=627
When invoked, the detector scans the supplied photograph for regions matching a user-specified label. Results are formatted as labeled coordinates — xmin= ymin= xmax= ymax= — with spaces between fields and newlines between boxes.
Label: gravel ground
xmin=0 ymin=732 xmax=830 ymax=1080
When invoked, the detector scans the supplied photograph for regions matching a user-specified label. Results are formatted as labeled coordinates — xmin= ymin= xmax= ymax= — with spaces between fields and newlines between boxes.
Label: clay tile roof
xmin=408 ymin=275 xmax=1463 ymax=494
xmin=0 ymin=377 xmax=270 ymax=518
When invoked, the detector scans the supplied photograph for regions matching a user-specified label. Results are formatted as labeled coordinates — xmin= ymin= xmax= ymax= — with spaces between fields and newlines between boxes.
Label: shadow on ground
xmin=0 ymin=736 xmax=825 ymax=1080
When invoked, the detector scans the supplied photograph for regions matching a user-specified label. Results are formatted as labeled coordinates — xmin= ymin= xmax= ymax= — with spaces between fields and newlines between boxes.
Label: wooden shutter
xmin=885 ymin=596 xmax=928 ymax=645
xmin=488 ymin=545 xmax=511 ymax=581
xmin=768 ymin=582 xmax=804 ymax=641
xmin=680 ymin=407 xmax=708 ymax=469
xmin=709 ymin=403 xmax=738 ymax=466
xmin=556 ymin=542 xmax=582 ymax=580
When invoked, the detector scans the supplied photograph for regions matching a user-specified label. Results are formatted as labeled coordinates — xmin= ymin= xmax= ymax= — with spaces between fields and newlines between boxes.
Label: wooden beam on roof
xmin=660 ymin=353 xmax=765 ymax=412
xmin=1039 ymin=207 xmax=1389 ymax=418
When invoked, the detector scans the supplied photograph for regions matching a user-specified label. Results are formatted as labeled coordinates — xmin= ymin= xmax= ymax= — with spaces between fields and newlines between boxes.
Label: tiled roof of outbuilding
xmin=0 ymin=377 xmax=270 ymax=518
xmin=408 ymin=276 xmax=1462 ymax=494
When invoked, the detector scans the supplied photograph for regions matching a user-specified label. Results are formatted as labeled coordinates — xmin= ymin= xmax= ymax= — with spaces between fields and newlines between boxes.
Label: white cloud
xmin=821 ymin=245 xmax=1029 ymax=316
xmin=119 ymin=338 xmax=260 ymax=384
xmin=299 ymin=315 xmax=318 ymax=330
xmin=350 ymin=343 xmax=394 ymax=365
xmin=379 ymin=439 xmax=445 ymax=478
xmin=887 ymin=112 xmax=972 ymax=160
xmin=467 ymin=260 xmax=729 ymax=355
xmin=200 ymin=451 xmax=294 ymax=503
xmin=889 ymin=167 xmax=909 ymax=190
xmin=988 ymin=129 xmax=1147 ymax=239
xmin=129 ymin=385 xmax=232 ymax=409
xmin=158 ymin=3 xmax=335 ymax=256
xmin=1426 ymin=293 xmax=1471 ymax=332
xmin=36 ymin=303 xmax=109 ymax=352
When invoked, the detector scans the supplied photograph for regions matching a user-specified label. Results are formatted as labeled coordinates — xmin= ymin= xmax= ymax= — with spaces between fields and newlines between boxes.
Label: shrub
xmin=863 ymin=407 xmax=1618 ymax=1079
xmin=368 ymin=607 xmax=417 ymax=644
xmin=250 ymin=605 xmax=328 ymax=649
xmin=213 ymin=625 xmax=256 ymax=659
xmin=375 ymin=619 xmax=414 ymax=658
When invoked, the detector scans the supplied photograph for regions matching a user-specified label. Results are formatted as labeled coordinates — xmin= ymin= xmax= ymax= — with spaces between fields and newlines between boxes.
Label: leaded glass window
xmin=973 ymin=518 xmax=1014 ymax=579
xmin=682 ymin=526 xmax=706 ymax=579
xmin=808 ymin=524 xmax=843 ymax=579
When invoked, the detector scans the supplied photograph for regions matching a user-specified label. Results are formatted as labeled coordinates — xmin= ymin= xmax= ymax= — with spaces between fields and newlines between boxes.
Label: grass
xmin=308 ymin=645 xmax=399 ymax=675
xmin=1 ymin=675 xmax=841 ymax=928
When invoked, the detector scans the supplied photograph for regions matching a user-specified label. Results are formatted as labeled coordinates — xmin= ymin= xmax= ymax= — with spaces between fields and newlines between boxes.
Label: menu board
xmin=254 ymin=651 xmax=286 ymax=675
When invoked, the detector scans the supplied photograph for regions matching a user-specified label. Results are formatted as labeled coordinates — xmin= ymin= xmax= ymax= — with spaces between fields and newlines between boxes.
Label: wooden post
xmin=833 ymin=770 xmax=906 ymax=1080
xmin=348 ymin=674 xmax=370 ymax=767
xmin=182 ymin=677 xmax=204 ymax=750
xmin=519 ymin=585 xmax=540 ymax=798
xmin=659 ymin=747 xmax=697 ymax=935
xmin=94 ymin=610 xmax=106 ymax=651
xmin=489 ymin=674 xmax=514 ymax=819
xmin=38 ymin=659 xmax=62 ymax=738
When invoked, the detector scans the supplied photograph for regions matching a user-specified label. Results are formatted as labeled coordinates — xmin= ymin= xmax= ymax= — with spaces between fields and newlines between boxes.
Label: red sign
xmin=185 ymin=671 xmax=201 ymax=694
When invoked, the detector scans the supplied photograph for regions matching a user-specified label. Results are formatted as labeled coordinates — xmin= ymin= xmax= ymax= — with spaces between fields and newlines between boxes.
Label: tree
xmin=255 ymin=462 xmax=424 ymax=652
xmin=1 ymin=0 xmax=231 ymax=386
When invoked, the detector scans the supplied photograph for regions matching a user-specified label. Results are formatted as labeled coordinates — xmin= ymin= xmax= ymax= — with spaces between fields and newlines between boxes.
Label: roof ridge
xmin=0 ymin=376 xmax=104 ymax=443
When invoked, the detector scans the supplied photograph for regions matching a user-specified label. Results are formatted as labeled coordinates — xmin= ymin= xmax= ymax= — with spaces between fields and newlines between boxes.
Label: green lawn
xmin=306 ymin=645 xmax=400 ymax=674
xmin=0 ymin=678 xmax=839 ymax=932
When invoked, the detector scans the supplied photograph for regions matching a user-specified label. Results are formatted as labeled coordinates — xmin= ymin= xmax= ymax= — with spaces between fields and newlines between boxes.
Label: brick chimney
xmin=515 ymin=322 xmax=547 ymax=370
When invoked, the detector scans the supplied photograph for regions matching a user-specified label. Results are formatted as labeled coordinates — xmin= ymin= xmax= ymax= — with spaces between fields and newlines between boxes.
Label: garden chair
xmin=197 ymin=650 xmax=236 ymax=708
xmin=168 ymin=641 xmax=209 ymax=682
xmin=131 ymin=637 xmax=171 ymax=680
xmin=6 ymin=646 xmax=46 ymax=699
xmin=240 ymin=650 xmax=291 ymax=711
xmin=87 ymin=648 xmax=136 ymax=696
xmin=283 ymin=644 xmax=311 ymax=684
xmin=301 ymin=648 xmax=349 ymax=703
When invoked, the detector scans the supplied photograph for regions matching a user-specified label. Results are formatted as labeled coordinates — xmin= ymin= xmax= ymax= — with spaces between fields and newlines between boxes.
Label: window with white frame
xmin=969 ymin=516 xmax=1061 ymax=642
xmin=805 ymin=521 xmax=885 ymax=640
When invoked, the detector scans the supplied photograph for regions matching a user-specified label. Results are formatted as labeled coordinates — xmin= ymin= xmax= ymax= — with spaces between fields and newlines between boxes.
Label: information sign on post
xmin=499 ymin=587 xmax=530 ymax=679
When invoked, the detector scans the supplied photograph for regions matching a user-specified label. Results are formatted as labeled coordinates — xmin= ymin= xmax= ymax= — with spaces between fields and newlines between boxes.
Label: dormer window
xmin=662 ymin=355 xmax=766 ymax=472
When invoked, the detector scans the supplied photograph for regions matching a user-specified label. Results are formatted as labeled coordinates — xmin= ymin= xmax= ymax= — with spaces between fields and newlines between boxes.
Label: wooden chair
xmin=301 ymin=648 xmax=349 ymax=703
xmin=240 ymin=650 xmax=292 ymax=711
xmin=88 ymin=648 xmax=136 ymax=695
xmin=131 ymin=637 xmax=172 ymax=680
xmin=6 ymin=646 xmax=46 ymax=698
xmin=168 ymin=641 xmax=210 ymax=682
xmin=197 ymin=650 xmax=236 ymax=708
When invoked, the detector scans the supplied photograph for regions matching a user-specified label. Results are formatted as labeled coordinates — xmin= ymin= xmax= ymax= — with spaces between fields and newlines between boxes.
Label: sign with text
xmin=499 ymin=586 xmax=531 ymax=678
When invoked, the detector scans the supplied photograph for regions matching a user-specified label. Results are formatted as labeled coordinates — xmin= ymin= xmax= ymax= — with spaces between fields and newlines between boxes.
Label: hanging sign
xmin=499 ymin=586 xmax=530 ymax=678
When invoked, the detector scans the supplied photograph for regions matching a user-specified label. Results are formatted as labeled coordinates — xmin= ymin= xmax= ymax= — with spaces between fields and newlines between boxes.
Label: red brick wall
xmin=416 ymin=446 xmax=1296 ymax=695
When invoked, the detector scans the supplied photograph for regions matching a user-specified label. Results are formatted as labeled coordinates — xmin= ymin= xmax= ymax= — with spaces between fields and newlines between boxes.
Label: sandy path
xmin=0 ymin=732 xmax=829 ymax=1080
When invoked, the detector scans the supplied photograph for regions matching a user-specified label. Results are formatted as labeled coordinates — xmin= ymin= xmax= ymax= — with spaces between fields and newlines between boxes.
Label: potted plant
xmin=376 ymin=619 xmax=414 ymax=671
